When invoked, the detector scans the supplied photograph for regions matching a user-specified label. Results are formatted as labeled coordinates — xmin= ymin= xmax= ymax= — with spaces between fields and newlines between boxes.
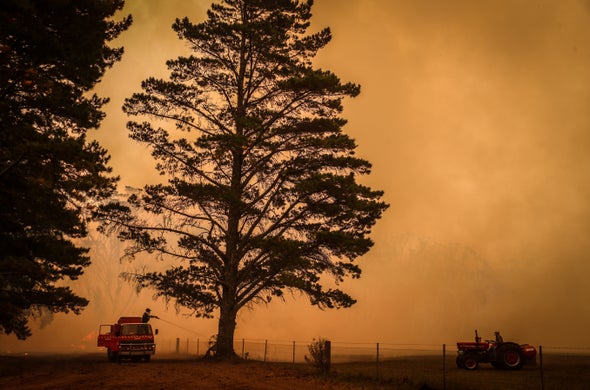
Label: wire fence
xmin=155 ymin=337 xmax=590 ymax=389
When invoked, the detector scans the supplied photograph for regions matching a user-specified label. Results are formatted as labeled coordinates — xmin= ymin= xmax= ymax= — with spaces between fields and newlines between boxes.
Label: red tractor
xmin=97 ymin=317 xmax=158 ymax=362
xmin=456 ymin=330 xmax=537 ymax=370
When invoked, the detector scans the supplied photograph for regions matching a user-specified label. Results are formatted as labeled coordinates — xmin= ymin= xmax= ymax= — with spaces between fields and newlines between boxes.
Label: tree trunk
xmin=215 ymin=298 xmax=238 ymax=359
xmin=214 ymin=14 xmax=246 ymax=359
xmin=214 ymin=149 xmax=241 ymax=360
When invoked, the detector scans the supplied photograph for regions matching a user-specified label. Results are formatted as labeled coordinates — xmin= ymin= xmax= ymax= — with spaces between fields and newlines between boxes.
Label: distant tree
xmin=0 ymin=0 xmax=131 ymax=339
xmin=99 ymin=0 xmax=387 ymax=359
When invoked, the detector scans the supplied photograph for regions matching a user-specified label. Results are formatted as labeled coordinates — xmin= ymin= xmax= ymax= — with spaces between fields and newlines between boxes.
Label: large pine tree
xmin=101 ymin=0 xmax=387 ymax=358
xmin=0 ymin=0 xmax=131 ymax=339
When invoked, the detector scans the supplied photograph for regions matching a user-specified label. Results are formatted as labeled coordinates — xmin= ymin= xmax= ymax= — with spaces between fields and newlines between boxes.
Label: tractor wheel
xmin=497 ymin=345 xmax=523 ymax=370
xmin=463 ymin=355 xmax=479 ymax=370
xmin=144 ymin=354 xmax=151 ymax=362
xmin=456 ymin=356 xmax=465 ymax=369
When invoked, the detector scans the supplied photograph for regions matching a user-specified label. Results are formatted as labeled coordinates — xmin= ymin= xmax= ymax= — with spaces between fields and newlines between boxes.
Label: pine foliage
xmin=0 ymin=0 xmax=131 ymax=339
xmin=100 ymin=0 xmax=387 ymax=357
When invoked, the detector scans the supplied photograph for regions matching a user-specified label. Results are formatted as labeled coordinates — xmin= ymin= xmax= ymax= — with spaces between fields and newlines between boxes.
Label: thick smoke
xmin=2 ymin=0 xmax=590 ymax=352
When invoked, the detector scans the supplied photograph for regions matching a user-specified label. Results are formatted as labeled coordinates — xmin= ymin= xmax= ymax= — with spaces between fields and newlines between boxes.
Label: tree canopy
xmin=100 ymin=0 xmax=388 ymax=358
xmin=0 ymin=0 xmax=131 ymax=339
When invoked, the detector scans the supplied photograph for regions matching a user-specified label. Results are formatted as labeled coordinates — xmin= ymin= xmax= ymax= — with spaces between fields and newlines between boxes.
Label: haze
xmin=2 ymin=0 xmax=590 ymax=353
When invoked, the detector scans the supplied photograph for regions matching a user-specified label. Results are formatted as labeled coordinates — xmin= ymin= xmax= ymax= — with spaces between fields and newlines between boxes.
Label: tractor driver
xmin=495 ymin=331 xmax=504 ymax=344
xmin=142 ymin=308 xmax=159 ymax=323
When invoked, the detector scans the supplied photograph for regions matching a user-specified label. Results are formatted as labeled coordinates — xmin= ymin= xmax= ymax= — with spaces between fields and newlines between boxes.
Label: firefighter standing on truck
xmin=142 ymin=308 xmax=159 ymax=323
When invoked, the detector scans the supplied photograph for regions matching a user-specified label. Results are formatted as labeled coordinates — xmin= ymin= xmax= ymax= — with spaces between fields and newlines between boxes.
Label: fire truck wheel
xmin=107 ymin=349 xmax=118 ymax=362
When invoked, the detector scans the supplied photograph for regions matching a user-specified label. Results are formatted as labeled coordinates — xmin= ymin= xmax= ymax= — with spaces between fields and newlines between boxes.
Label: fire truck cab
xmin=97 ymin=317 xmax=157 ymax=362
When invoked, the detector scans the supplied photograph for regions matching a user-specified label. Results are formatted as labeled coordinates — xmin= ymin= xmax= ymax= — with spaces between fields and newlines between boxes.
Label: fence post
xmin=242 ymin=338 xmax=245 ymax=359
xmin=197 ymin=338 xmax=200 ymax=356
xmin=442 ymin=344 xmax=446 ymax=390
xmin=376 ymin=342 xmax=380 ymax=379
xmin=539 ymin=345 xmax=544 ymax=390
xmin=325 ymin=340 xmax=332 ymax=374
xmin=292 ymin=341 xmax=296 ymax=365
xmin=187 ymin=338 xmax=189 ymax=354
xmin=175 ymin=337 xmax=180 ymax=354
xmin=264 ymin=340 xmax=268 ymax=362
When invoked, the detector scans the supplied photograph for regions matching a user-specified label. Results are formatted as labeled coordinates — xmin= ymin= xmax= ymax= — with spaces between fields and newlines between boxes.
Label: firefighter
xmin=142 ymin=308 xmax=159 ymax=323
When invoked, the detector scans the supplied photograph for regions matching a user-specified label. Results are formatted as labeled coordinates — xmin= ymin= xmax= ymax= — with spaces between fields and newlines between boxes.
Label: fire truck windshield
xmin=120 ymin=323 xmax=152 ymax=336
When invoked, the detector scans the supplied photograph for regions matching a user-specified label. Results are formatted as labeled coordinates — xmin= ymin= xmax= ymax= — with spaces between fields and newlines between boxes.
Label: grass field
xmin=328 ymin=353 xmax=590 ymax=389
xmin=0 ymin=352 xmax=587 ymax=389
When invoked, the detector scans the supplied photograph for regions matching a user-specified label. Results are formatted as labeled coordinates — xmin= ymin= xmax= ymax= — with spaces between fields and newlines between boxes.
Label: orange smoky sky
xmin=3 ymin=0 xmax=590 ymax=352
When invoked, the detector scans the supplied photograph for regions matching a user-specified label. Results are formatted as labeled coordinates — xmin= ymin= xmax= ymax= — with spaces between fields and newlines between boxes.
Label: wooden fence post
xmin=540 ymin=345 xmax=544 ymax=390
xmin=292 ymin=341 xmax=296 ymax=365
xmin=325 ymin=340 xmax=332 ymax=374
xmin=442 ymin=344 xmax=446 ymax=390
xmin=197 ymin=338 xmax=200 ymax=356
xmin=175 ymin=337 xmax=180 ymax=354
xmin=264 ymin=340 xmax=268 ymax=362
xmin=376 ymin=342 xmax=380 ymax=379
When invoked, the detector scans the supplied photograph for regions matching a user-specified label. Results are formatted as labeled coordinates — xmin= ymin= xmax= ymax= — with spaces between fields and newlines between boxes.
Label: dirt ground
xmin=0 ymin=353 xmax=368 ymax=390
xmin=2 ymin=352 xmax=589 ymax=389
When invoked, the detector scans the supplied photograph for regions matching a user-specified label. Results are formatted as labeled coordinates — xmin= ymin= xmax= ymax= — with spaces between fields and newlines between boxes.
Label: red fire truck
xmin=97 ymin=317 xmax=158 ymax=362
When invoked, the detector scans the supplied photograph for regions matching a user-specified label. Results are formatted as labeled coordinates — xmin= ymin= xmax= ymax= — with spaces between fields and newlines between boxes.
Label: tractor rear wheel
xmin=497 ymin=345 xmax=523 ymax=370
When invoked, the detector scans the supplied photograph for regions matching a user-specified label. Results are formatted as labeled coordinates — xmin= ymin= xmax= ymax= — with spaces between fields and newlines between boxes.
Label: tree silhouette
xmin=0 ymin=0 xmax=131 ymax=339
xmin=99 ymin=0 xmax=387 ymax=359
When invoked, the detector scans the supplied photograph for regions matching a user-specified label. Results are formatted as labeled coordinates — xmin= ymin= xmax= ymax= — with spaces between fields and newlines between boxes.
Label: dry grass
xmin=328 ymin=353 xmax=590 ymax=389
xmin=0 ymin=352 xmax=587 ymax=389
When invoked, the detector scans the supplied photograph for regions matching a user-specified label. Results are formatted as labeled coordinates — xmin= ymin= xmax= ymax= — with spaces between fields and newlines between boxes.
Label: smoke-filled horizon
xmin=3 ymin=0 xmax=590 ymax=353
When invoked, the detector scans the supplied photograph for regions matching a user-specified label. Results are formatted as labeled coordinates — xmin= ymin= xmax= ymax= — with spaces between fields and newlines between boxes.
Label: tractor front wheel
xmin=457 ymin=354 xmax=479 ymax=370
xmin=456 ymin=356 xmax=465 ymax=369
xmin=463 ymin=356 xmax=479 ymax=370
